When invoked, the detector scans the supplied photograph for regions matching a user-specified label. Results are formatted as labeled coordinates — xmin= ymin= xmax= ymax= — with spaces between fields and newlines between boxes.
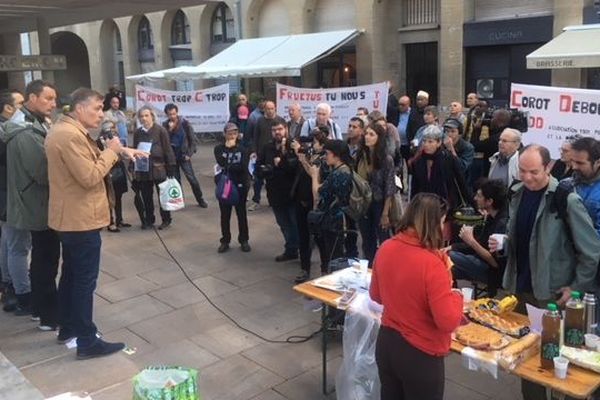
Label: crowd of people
xmin=0 ymin=79 xmax=600 ymax=400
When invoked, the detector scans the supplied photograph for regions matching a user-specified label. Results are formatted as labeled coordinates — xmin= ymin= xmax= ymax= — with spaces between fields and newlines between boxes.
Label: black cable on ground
xmin=152 ymin=227 xmax=322 ymax=344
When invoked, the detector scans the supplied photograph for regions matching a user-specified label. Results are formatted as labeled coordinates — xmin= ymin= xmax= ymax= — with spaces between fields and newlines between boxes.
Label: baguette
xmin=498 ymin=333 xmax=540 ymax=369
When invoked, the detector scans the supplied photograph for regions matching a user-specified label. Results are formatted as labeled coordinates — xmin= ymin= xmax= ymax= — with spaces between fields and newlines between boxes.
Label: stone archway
xmin=99 ymin=19 xmax=124 ymax=93
xmin=50 ymin=31 xmax=91 ymax=102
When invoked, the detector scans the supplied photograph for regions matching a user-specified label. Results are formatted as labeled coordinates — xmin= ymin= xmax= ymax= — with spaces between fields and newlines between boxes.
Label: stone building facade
xmin=12 ymin=0 xmax=600 ymax=108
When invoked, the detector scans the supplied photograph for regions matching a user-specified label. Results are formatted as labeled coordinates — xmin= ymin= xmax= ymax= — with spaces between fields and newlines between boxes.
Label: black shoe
xmin=2 ymin=285 xmax=17 ymax=312
xmin=158 ymin=221 xmax=171 ymax=230
xmin=76 ymin=339 xmax=125 ymax=360
xmin=197 ymin=199 xmax=208 ymax=208
xmin=294 ymin=271 xmax=310 ymax=284
xmin=275 ymin=253 xmax=298 ymax=262
xmin=141 ymin=223 xmax=154 ymax=230
xmin=218 ymin=243 xmax=229 ymax=253
xmin=57 ymin=329 xmax=76 ymax=344
xmin=13 ymin=293 xmax=31 ymax=316
xmin=117 ymin=222 xmax=132 ymax=228
xmin=240 ymin=242 xmax=251 ymax=252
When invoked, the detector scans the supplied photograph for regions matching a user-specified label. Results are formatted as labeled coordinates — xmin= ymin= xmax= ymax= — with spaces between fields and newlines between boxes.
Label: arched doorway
xmin=99 ymin=20 xmax=124 ymax=95
xmin=50 ymin=31 xmax=91 ymax=102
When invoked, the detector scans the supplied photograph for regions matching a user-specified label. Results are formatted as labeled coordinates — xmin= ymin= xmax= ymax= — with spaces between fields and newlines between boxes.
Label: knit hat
xmin=417 ymin=90 xmax=429 ymax=99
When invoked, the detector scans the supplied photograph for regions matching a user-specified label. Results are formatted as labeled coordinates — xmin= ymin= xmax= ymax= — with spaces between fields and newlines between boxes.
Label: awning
xmin=127 ymin=29 xmax=361 ymax=81
xmin=526 ymin=24 xmax=600 ymax=69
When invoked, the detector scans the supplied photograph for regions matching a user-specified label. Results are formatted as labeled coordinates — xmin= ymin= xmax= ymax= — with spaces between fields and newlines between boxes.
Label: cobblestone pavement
xmin=0 ymin=143 xmax=521 ymax=400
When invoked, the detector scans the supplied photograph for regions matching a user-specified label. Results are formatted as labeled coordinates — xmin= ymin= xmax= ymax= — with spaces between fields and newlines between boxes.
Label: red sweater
xmin=369 ymin=230 xmax=463 ymax=356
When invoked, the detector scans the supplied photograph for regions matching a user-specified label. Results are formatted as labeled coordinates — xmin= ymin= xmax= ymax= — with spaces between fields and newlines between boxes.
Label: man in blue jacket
xmin=569 ymin=136 xmax=600 ymax=237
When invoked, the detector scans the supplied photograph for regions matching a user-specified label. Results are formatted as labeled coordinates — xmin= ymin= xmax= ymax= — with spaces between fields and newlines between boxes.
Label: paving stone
xmin=132 ymin=339 xmax=220 ymax=371
xmin=443 ymin=380 xmax=490 ymax=400
xmin=149 ymin=281 xmax=209 ymax=309
xmin=190 ymin=323 xmax=263 ymax=359
xmin=191 ymin=275 xmax=240 ymax=297
xmin=242 ymin=323 xmax=340 ymax=380
xmin=0 ymin=351 xmax=44 ymax=400
xmin=272 ymin=357 xmax=341 ymax=400
xmin=197 ymin=354 xmax=285 ymax=400
xmin=96 ymin=275 xmax=160 ymax=303
xmin=128 ymin=302 xmax=229 ymax=346
xmin=249 ymin=390 xmax=288 ymax=400
xmin=0 ymin=327 xmax=69 ymax=368
xmin=21 ymin=350 xmax=139 ymax=398
xmin=94 ymin=294 xmax=173 ymax=333
xmin=102 ymin=328 xmax=156 ymax=358
xmin=138 ymin=265 xmax=189 ymax=288
xmin=89 ymin=380 xmax=132 ymax=400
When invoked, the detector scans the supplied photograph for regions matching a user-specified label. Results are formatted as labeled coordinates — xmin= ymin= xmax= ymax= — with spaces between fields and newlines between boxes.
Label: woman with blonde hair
xmin=370 ymin=193 xmax=463 ymax=400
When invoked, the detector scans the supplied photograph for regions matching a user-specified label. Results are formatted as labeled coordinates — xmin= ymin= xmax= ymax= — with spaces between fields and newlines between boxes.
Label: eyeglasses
xmin=499 ymin=139 xmax=518 ymax=143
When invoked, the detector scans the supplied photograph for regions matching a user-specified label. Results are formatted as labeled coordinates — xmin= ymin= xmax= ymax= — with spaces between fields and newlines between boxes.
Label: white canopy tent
xmin=526 ymin=24 xmax=600 ymax=69
xmin=126 ymin=29 xmax=361 ymax=82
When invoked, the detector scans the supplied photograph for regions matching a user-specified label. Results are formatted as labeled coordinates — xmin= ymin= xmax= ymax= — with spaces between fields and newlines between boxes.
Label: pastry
xmin=455 ymin=323 xmax=508 ymax=350
xmin=468 ymin=308 xmax=530 ymax=337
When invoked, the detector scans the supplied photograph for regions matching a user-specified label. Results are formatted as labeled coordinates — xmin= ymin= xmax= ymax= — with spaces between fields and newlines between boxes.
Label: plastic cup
xmin=461 ymin=287 xmax=474 ymax=302
xmin=490 ymin=234 xmax=506 ymax=252
xmin=553 ymin=357 xmax=569 ymax=379
xmin=585 ymin=334 xmax=599 ymax=350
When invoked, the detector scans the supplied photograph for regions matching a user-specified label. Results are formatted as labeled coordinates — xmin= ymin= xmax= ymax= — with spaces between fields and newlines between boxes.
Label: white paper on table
xmin=526 ymin=303 xmax=545 ymax=334
xmin=461 ymin=347 xmax=498 ymax=379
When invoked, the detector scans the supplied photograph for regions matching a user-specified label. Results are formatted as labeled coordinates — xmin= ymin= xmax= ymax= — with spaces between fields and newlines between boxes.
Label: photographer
xmin=256 ymin=117 xmax=300 ymax=262
xmin=306 ymin=140 xmax=353 ymax=275
xmin=291 ymin=127 xmax=329 ymax=283
xmin=469 ymin=107 xmax=511 ymax=188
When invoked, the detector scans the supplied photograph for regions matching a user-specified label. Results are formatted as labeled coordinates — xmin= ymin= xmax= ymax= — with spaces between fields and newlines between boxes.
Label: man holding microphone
xmin=46 ymin=87 xmax=147 ymax=359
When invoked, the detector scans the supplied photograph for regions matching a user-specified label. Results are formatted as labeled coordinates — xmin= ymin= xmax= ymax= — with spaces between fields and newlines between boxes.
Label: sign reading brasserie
xmin=0 ymin=55 xmax=67 ymax=71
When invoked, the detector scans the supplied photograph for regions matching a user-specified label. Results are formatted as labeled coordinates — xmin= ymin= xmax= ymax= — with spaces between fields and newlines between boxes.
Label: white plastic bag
xmin=336 ymin=291 xmax=383 ymax=400
xmin=158 ymin=178 xmax=185 ymax=211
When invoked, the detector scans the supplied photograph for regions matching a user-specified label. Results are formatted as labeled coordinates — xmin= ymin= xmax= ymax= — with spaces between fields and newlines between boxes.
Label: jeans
xmin=252 ymin=175 xmax=263 ymax=204
xmin=376 ymin=326 xmax=445 ymax=400
xmin=449 ymin=251 xmax=490 ymax=283
xmin=174 ymin=158 xmax=204 ymax=205
xmin=58 ymin=230 xmax=101 ymax=348
xmin=359 ymin=200 xmax=391 ymax=264
xmin=2 ymin=225 xmax=31 ymax=294
xmin=133 ymin=180 xmax=171 ymax=225
xmin=295 ymin=201 xmax=312 ymax=271
xmin=219 ymin=186 xmax=249 ymax=244
xmin=271 ymin=203 xmax=299 ymax=255
xmin=30 ymin=229 xmax=60 ymax=325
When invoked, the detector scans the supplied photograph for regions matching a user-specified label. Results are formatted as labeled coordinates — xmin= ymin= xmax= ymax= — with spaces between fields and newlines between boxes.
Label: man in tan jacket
xmin=46 ymin=87 xmax=145 ymax=359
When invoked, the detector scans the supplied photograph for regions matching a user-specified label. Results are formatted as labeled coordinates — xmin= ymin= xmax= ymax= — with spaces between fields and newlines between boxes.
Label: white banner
xmin=135 ymin=84 xmax=230 ymax=133
xmin=510 ymin=83 xmax=600 ymax=158
xmin=276 ymin=82 xmax=389 ymax=134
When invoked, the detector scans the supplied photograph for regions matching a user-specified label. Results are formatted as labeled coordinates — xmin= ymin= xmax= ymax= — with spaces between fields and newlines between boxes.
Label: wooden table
xmin=294 ymin=279 xmax=600 ymax=399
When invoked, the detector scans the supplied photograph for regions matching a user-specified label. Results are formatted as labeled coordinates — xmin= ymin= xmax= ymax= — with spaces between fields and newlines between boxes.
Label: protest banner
xmin=510 ymin=83 xmax=600 ymax=158
xmin=276 ymin=82 xmax=389 ymax=134
xmin=135 ymin=84 xmax=230 ymax=133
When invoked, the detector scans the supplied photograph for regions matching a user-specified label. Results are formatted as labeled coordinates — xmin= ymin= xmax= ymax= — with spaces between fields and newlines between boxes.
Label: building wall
xmin=9 ymin=0 xmax=595 ymax=108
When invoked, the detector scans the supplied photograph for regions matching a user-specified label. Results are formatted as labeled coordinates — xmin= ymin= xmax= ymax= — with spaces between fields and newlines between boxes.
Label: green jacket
xmin=503 ymin=178 xmax=600 ymax=300
xmin=0 ymin=108 xmax=50 ymax=231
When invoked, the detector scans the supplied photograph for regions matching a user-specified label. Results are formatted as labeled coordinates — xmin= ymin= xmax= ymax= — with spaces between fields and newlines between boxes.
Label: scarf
xmin=414 ymin=150 xmax=448 ymax=200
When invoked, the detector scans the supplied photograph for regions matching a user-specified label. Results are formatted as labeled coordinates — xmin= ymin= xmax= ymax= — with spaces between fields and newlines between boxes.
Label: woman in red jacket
xmin=370 ymin=192 xmax=463 ymax=400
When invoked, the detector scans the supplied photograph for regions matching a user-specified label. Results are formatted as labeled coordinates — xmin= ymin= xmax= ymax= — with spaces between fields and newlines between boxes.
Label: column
xmin=36 ymin=17 xmax=54 ymax=82
xmin=439 ymin=0 xmax=466 ymax=107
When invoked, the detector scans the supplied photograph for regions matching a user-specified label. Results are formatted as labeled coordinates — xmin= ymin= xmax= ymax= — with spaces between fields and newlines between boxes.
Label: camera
xmin=294 ymin=135 xmax=315 ymax=157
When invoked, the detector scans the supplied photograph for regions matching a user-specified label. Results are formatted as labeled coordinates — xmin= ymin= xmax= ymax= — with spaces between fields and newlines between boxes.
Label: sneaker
xmin=158 ymin=221 xmax=171 ymax=230
xmin=39 ymin=324 xmax=57 ymax=331
xmin=197 ymin=199 xmax=208 ymax=208
xmin=2 ymin=286 xmax=17 ymax=312
xmin=294 ymin=271 xmax=310 ymax=284
xmin=240 ymin=242 xmax=251 ymax=252
xmin=13 ymin=304 xmax=31 ymax=316
xmin=57 ymin=329 xmax=76 ymax=344
xmin=217 ymin=243 xmax=229 ymax=253
xmin=247 ymin=202 xmax=259 ymax=212
xmin=76 ymin=339 xmax=125 ymax=360
xmin=31 ymin=314 xmax=40 ymax=322
xmin=275 ymin=253 xmax=298 ymax=262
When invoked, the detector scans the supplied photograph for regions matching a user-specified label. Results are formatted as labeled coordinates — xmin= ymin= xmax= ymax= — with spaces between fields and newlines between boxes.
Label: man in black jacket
xmin=256 ymin=117 xmax=300 ymax=262
xmin=163 ymin=103 xmax=207 ymax=208
xmin=405 ymin=90 xmax=429 ymax=145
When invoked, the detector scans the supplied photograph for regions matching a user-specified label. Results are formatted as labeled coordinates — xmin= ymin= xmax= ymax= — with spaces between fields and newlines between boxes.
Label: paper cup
xmin=490 ymin=234 xmax=506 ymax=252
xmin=461 ymin=287 xmax=474 ymax=302
xmin=553 ymin=357 xmax=569 ymax=379
xmin=585 ymin=334 xmax=599 ymax=350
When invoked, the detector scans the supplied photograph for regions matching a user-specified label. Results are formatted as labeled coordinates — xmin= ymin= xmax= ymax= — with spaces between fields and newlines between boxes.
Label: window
xmin=138 ymin=16 xmax=153 ymax=50
xmin=114 ymin=27 xmax=122 ymax=53
xmin=171 ymin=10 xmax=190 ymax=45
xmin=211 ymin=3 xmax=235 ymax=43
